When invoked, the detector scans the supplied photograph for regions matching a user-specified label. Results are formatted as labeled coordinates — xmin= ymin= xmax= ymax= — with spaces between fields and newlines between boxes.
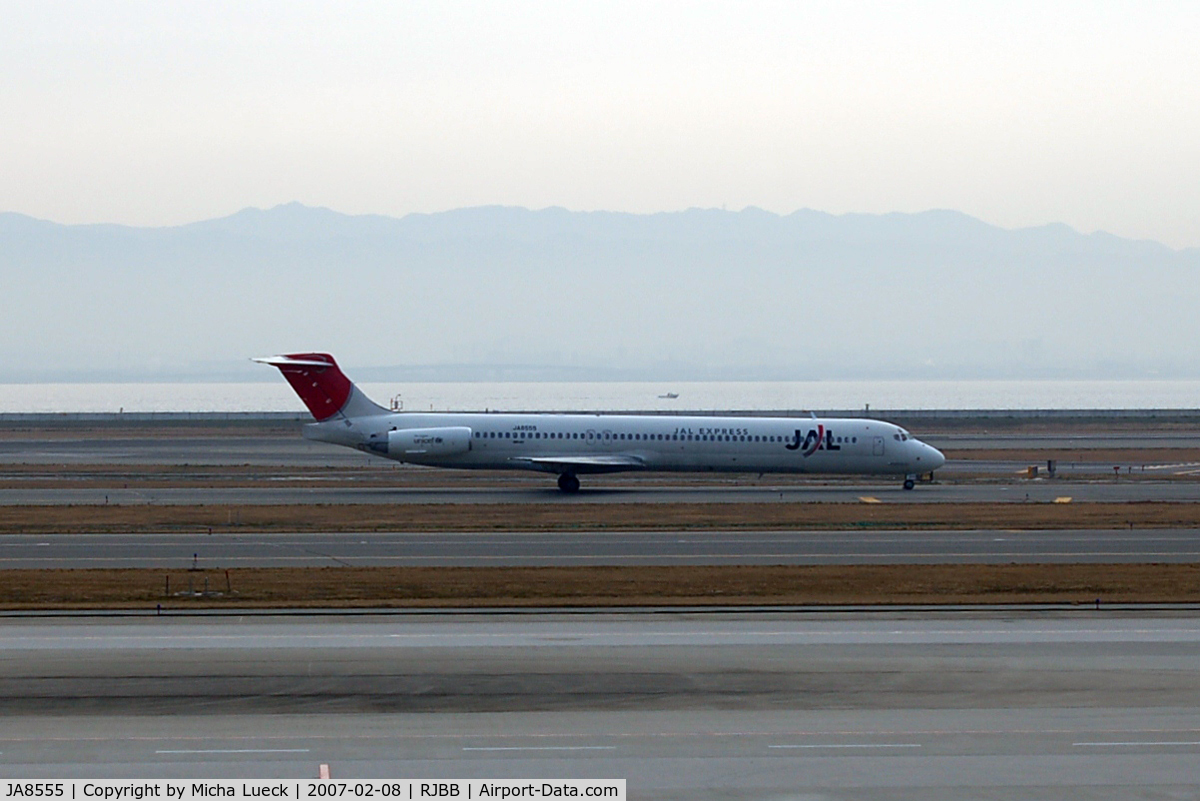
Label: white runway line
xmin=462 ymin=746 xmax=616 ymax=752
xmin=1073 ymin=741 xmax=1200 ymax=747
xmin=155 ymin=749 xmax=311 ymax=754
xmin=768 ymin=743 xmax=921 ymax=749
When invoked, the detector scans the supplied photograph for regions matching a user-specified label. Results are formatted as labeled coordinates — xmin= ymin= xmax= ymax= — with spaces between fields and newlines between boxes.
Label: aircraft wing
xmin=508 ymin=454 xmax=646 ymax=475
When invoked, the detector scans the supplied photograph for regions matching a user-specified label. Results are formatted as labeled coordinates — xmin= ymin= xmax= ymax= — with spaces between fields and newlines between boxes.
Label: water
xmin=0 ymin=380 xmax=1197 ymax=414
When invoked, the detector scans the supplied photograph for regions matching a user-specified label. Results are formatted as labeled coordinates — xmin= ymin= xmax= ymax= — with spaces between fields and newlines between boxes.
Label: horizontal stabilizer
xmin=252 ymin=355 xmax=342 ymax=369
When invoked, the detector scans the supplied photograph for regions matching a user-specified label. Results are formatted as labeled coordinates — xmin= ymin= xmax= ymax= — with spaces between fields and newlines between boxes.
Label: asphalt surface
xmin=4 ymin=528 xmax=1200 ymax=568
xmin=926 ymin=432 xmax=1200 ymax=449
xmin=3 ymin=480 xmax=1199 ymax=504
xmin=0 ymin=436 xmax=388 ymax=467
xmin=3 ymin=611 xmax=1200 ymax=798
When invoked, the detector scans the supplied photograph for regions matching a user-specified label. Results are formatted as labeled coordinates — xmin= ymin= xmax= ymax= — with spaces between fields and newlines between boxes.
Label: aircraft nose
xmin=910 ymin=439 xmax=945 ymax=470
xmin=925 ymin=443 xmax=946 ymax=470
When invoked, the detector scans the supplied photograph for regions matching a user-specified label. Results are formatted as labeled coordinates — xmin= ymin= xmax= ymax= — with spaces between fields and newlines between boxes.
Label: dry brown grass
xmin=2 ymin=501 xmax=1200 ymax=534
xmin=7 ymin=496 xmax=1200 ymax=534
xmin=944 ymin=448 xmax=1200 ymax=462
xmin=2 ymin=563 xmax=1197 ymax=609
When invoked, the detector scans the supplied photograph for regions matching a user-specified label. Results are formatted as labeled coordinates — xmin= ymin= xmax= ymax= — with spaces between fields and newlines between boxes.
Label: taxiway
xmin=2 ymin=611 xmax=1199 ymax=798
xmin=3 ymin=528 xmax=1200 ymax=568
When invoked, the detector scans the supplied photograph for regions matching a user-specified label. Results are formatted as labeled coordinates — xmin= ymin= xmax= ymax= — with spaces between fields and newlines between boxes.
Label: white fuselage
xmin=304 ymin=411 xmax=944 ymax=476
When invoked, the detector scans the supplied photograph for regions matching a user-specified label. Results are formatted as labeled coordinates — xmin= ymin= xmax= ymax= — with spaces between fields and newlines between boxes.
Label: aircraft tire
xmin=557 ymin=473 xmax=581 ymax=493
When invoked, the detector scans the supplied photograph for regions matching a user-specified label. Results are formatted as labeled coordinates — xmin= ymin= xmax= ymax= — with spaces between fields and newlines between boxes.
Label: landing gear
xmin=557 ymin=473 xmax=580 ymax=493
xmin=903 ymin=474 xmax=916 ymax=491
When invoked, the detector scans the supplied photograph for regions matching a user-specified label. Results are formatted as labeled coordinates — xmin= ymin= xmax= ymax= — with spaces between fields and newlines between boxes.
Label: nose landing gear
xmin=557 ymin=473 xmax=580 ymax=493
xmin=903 ymin=474 xmax=916 ymax=490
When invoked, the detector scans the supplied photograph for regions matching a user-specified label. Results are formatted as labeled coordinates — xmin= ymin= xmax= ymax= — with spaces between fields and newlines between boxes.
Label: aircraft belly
xmin=390 ymin=447 xmax=906 ymax=476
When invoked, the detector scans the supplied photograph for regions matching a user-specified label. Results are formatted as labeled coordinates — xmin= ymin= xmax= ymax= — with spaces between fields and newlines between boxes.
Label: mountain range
xmin=2 ymin=203 xmax=1196 ymax=381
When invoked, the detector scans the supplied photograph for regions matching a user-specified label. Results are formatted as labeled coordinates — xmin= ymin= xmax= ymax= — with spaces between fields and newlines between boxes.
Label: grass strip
xmin=2 ymin=564 xmax=1198 ymax=609
xmin=2 ymin=502 xmax=1200 ymax=533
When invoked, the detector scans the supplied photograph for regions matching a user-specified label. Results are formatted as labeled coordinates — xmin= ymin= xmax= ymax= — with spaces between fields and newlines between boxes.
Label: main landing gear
xmin=903 ymin=474 xmax=917 ymax=491
xmin=557 ymin=473 xmax=580 ymax=493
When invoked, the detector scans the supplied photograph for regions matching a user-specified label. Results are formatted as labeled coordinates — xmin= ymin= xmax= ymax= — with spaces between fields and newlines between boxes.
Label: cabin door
xmin=872 ymin=436 xmax=885 ymax=456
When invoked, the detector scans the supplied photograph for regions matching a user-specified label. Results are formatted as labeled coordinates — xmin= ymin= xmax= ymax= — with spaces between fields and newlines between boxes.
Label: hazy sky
xmin=3 ymin=1 xmax=1199 ymax=247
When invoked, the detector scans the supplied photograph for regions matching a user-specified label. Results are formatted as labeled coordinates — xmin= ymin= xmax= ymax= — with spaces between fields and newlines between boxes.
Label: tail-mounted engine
xmin=387 ymin=427 xmax=472 ymax=458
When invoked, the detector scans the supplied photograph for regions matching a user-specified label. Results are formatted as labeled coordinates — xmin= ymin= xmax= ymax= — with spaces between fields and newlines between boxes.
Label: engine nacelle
xmin=387 ymin=426 xmax=472 ymax=458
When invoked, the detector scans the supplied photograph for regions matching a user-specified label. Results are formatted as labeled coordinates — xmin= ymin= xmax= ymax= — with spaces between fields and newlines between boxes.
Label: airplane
xmin=256 ymin=353 xmax=946 ymax=492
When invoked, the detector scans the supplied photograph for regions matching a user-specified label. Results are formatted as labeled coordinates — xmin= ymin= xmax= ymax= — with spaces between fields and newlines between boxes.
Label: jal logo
xmin=785 ymin=426 xmax=841 ymax=457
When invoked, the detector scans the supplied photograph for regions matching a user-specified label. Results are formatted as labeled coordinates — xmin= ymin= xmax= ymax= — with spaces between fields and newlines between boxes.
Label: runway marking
xmin=768 ymin=743 xmax=921 ymax=749
xmin=858 ymin=496 xmax=881 ymax=503
xmin=1073 ymin=741 xmax=1200 ymax=748
xmin=155 ymin=749 xmax=311 ymax=754
xmin=462 ymin=746 xmax=616 ymax=752
xmin=1054 ymin=497 xmax=1073 ymax=503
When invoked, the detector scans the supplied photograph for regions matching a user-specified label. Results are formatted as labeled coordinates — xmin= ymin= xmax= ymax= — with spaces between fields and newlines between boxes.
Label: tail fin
xmin=253 ymin=353 xmax=389 ymax=421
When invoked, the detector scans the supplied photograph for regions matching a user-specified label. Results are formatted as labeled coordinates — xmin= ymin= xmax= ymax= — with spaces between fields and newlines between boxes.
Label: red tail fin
xmin=254 ymin=353 xmax=354 ymax=421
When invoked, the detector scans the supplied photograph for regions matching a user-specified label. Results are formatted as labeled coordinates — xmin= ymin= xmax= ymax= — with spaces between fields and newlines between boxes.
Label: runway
xmin=3 ymin=611 xmax=1200 ymax=798
xmin=2 ymin=479 xmax=1199 ymax=504
xmin=4 ymin=528 xmax=1200 ymax=567
xmin=0 ymin=435 xmax=363 ymax=467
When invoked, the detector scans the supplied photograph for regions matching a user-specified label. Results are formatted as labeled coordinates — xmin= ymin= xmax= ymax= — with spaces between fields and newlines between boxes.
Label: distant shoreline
xmin=3 ymin=409 xmax=1200 ymax=425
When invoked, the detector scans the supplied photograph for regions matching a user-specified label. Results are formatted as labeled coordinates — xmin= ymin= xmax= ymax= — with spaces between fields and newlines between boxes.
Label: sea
xmin=0 ymin=380 xmax=1198 ymax=414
